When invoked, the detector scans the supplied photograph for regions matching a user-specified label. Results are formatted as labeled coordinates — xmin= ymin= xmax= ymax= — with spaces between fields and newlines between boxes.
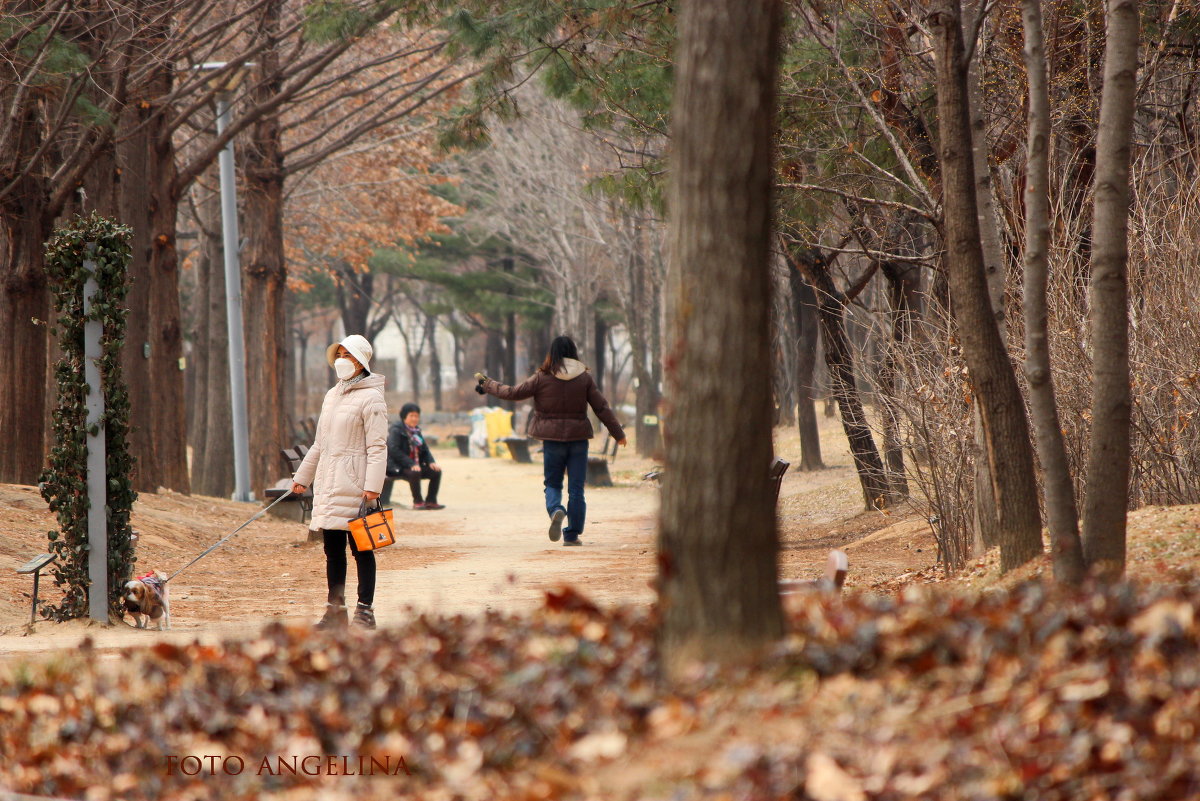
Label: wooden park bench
xmin=769 ymin=457 xmax=790 ymax=507
xmin=641 ymin=457 xmax=791 ymax=507
xmin=264 ymin=445 xmax=313 ymax=523
xmin=16 ymin=552 xmax=56 ymax=625
xmin=502 ymin=436 xmax=535 ymax=464
xmin=586 ymin=434 xmax=620 ymax=487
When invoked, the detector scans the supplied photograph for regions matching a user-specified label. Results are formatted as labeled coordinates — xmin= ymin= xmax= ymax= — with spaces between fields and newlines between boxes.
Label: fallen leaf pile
xmin=3 ymin=580 xmax=1200 ymax=800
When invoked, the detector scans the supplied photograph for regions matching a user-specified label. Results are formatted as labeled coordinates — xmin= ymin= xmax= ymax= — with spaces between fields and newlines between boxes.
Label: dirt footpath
xmin=0 ymin=448 xmax=662 ymax=663
xmin=0 ymin=418 xmax=939 ymax=665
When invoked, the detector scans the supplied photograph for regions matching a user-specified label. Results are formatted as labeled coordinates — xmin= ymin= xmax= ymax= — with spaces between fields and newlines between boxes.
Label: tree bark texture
xmin=658 ymin=0 xmax=785 ymax=671
xmin=1082 ymin=0 xmax=1139 ymax=581
xmin=1021 ymin=0 xmax=1085 ymax=586
xmin=117 ymin=98 xmax=160 ymax=492
xmin=196 ymin=190 xmax=234 ymax=499
xmin=0 ymin=191 xmax=50 ymax=485
xmin=788 ymin=268 xmax=824 ymax=471
xmin=243 ymin=17 xmax=290 ymax=498
xmin=879 ymin=261 xmax=914 ymax=499
xmin=792 ymin=251 xmax=890 ymax=509
xmin=929 ymin=0 xmax=1043 ymax=572
xmin=117 ymin=59 xmax=190 ymax=493
xmin=964 ymin=0 xmax=1008 ymax=555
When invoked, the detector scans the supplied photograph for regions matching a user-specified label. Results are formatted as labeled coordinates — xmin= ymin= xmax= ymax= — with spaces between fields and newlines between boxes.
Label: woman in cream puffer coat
xmin=292 ymin=334 xmax=388 ymax=630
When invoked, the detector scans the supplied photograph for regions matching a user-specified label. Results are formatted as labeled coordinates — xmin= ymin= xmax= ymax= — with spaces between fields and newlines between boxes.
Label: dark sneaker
xmin=353 ymin=603 xmax=376 ymax=630
xmin=563 ymin=538 xmax=582 ymax=547
xmin=412 ymin=502 xmax=426 ymax=510
xmin=315 ymin=603 xmax=348 ymax=630
xmin=548 ymin=509 xmax=566 ymax=542
xmin=423 ymin=502 xmax=445 ymax=510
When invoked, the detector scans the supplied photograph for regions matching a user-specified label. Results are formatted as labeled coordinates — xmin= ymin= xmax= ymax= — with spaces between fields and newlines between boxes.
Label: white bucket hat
xmin=326 ymin=334 xmax=373 ymax=372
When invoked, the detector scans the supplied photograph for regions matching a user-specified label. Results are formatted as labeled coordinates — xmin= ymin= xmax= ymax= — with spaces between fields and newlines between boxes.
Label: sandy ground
xmin=0 ymin=415 xmax=938 ymax=665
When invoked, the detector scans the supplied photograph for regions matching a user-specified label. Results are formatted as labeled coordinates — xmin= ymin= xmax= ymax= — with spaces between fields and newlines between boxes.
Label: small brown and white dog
xmin=123 ymin=570 xmax=170 ymax=630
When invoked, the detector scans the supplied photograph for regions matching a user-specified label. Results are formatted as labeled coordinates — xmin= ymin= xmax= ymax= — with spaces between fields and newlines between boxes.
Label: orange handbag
xmin=348 ymin=500 xmax=396 ymax=551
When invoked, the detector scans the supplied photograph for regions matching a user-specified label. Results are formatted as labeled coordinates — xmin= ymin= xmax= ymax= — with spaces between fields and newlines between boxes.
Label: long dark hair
xmin=539 ymin=335 xmax=579 ymax=375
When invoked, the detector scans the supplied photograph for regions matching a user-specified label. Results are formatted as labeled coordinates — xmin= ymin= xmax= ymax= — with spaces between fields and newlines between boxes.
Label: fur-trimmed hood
xmin=554 ymin=358 xmax=588 ymax=380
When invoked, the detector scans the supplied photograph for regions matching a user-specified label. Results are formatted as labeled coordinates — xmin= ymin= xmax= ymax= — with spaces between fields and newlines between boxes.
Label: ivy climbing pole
xmin=41 ymin=212 xmax=138 ymax=621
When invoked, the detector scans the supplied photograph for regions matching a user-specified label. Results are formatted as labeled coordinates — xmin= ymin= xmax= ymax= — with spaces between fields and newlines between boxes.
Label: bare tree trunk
xmin=929 ymin=0 xmax=1043 ymax=572
xmin=243 ymin=9 xmax=290 ymax=497
xmin=428 ymin=314 xmax=443 ymax=410
xmin=792 ymin=250 xmax=889 ymax=508
xmin=0 ymin=192 xmax=50 ymax=485
xmin=772 ymin=259 xmax=797 ymax=427
xmin=965 ymin=0 xmax=1008 ymax=555
xmin=594 ymin=313 xmax=608 ymax=393
xmin=879 ymin=260 xmax=914 ymax=499
xmin=187 ymin=182 xmax=219 ymax=485
xmin=788 ymin=267 xmax=824 ymax=470
xmin=118 ymin=101 xmax=160 ymax=492
xmin=658 ymin=0 xmax=785 ymax=672
xmin=197 ymin=202 xmax=233 ymax=499
xmin=1082 ymin=0 xmax=1139 ymax=581
xmin=1021 ymin=0 xmax=1085 ymax=586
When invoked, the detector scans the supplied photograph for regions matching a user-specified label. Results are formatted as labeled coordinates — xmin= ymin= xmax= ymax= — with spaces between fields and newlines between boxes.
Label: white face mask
xmin=334 ymin=357 xmax=358 ymax=380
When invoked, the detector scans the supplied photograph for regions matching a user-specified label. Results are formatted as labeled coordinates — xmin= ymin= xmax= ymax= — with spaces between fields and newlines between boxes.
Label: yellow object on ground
xmin=484 ymin=407 xmax=514 ymax=458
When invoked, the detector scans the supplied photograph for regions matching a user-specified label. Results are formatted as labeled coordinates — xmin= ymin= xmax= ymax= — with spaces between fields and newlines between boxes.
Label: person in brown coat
xmin=475 ymin=336 xmax=626 ymax=546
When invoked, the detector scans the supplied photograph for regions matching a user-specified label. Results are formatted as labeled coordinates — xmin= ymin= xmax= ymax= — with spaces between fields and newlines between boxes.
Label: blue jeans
xmin=543 ymin=439 xmax=589 ymax=540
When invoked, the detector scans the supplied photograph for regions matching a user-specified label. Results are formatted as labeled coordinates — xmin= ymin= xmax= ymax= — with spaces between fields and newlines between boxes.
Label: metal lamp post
xmin=197 ymin=62 xmax=254 ymax=502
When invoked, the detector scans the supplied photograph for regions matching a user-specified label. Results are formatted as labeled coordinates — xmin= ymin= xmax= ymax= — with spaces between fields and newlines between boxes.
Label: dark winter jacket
xmin=386 ymin=421 xmax=436 ymax=477
xmin=481 ymin=358 xmax=625 ymax=442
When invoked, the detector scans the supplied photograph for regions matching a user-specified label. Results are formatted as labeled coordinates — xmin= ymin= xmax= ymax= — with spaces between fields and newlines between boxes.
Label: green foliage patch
xmin=40 ymin=212 xmax=138 ymax=621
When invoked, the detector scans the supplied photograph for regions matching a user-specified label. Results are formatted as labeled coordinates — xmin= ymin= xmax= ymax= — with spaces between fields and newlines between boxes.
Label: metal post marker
xmin=83 ymin=248 xmax=108 ymax=623
xmin=216 ymin=91 xmax=253 ymax=503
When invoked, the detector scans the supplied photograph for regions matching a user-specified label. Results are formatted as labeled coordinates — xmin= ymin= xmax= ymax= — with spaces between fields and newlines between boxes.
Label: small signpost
xmin=17 ymin=553 xmax=57 ymax=625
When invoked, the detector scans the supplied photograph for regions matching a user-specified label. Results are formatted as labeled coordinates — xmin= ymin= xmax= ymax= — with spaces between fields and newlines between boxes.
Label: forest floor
xmin=5 ymin=414 xmax=1200 ymax=799
xmin=0 ymin=413 xmax=940 ymax=658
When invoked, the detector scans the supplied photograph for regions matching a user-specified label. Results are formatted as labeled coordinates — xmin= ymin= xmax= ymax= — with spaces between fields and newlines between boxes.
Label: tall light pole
xmin=197 ymin=62 xmax=254 ymax=502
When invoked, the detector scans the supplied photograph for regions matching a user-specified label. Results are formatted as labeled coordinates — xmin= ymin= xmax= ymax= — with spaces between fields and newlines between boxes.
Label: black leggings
xmin=323 ymin=529 xmax=376 ymax=606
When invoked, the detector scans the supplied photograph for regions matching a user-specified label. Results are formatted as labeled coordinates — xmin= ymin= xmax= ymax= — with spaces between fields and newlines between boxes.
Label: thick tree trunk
xmin=117 ymin=105 xmax=159 ymax=492
xmin=149 ymin=118 xmax=191 ymax=493
xmin=965 ymin=0 xmax=1008 ymax=555
xmin=657 ymin=0 xmax=785 ymax=671
xmin=243 ymin=19 xmax=290 ymax=498
xmin=196 ymin=199 xmax=234 ymax=499
xmin=788 ymin=266 xmax=824 ymax=470
xmin=187 ymin=182 xmax=218 ymax=487
xmin=1082 ymin=0 xmax=1138 ymax=581
xmin=930 ymin=0 xmax=1043 ymax=572
xmin=0 ymin=197 xmax=50 ymax=485
xmin=1021 ymin=0 xmax=1085 ymax=586
xmin=336 ymin=264 xmax=373 ymax=337
xmin=116 ymin=60 xmax=190 ymax=493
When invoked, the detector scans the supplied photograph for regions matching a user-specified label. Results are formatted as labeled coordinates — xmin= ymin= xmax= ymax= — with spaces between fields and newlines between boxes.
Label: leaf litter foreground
xmin=3 ymin=581 xmax=1200 ymax=800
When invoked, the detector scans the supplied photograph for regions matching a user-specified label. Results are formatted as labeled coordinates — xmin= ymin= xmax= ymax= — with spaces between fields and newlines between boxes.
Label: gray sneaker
xmin=548 ymin=509 xmax=566 ymax=542
xmin=352 ymin=603 xmax=376 ymax=630
xmin=563 ymin=538 xmax=582 ymax=547
xmin=315 ymin=603 xmax=348 ymax=630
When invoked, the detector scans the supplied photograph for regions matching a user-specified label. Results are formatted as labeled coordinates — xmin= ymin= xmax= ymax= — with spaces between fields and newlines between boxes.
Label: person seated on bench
xmin=386 ymin=403 xmax=444 ymax=510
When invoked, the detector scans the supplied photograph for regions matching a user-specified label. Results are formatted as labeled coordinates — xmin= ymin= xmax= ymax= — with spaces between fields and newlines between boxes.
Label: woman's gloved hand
xmin=473 ymin=372 xmax=488 ymax=395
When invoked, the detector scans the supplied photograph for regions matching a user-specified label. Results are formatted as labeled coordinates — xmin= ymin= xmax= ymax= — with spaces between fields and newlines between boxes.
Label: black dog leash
xmin=166 ymin=490 xmax=293 ymax=584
